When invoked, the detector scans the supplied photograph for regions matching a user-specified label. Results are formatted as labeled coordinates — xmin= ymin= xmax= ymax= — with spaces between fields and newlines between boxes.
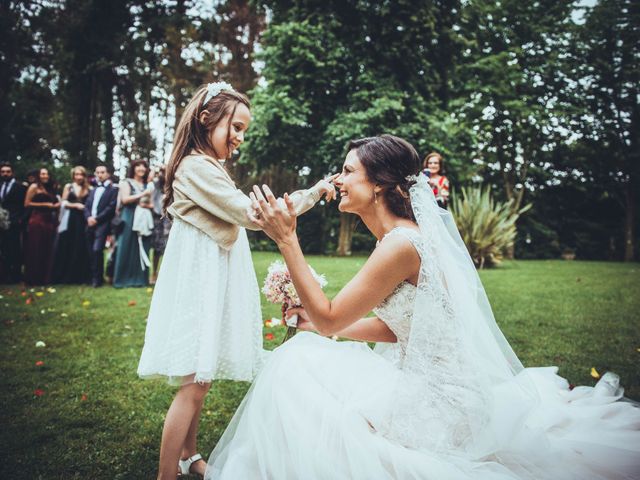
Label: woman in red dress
xmin=422 ymin=152 xmax=450 ymax=208
xmin=24 ymin=168 xmax=59 ymax=285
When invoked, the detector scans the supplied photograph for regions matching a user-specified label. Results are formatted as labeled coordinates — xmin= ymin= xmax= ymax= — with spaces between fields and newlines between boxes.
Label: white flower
xmin=35 ymin=341 xmax=46 ymax=348
xmin=203 ymin=81 xmax=235 ymax=106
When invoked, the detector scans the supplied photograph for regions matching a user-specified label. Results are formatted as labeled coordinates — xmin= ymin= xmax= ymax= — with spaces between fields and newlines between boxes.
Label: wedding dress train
xmin=206 ymin=175 xmax=640 ymax=479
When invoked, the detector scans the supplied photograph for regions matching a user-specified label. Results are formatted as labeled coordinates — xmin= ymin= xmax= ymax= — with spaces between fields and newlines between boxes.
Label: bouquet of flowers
xmin=262 ymin=260 xmax=327 ymax=342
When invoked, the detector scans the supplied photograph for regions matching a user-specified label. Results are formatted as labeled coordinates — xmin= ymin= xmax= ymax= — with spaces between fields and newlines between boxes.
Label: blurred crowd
xmin=0 ymin=161 xmax=171 ymax=287
xmin=0 ymin=151 xmax=449 ymax=288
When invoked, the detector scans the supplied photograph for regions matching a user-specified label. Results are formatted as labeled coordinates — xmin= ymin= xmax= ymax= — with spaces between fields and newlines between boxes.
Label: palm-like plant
xmin=451 ymin=187 xmax=530 ymax=269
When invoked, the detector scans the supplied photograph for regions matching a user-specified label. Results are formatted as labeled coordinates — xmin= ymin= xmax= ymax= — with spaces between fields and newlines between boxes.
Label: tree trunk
xmin=102 ymin=83 xmax=115 ymax=170
xmin=336 ymin=213 xmax=356 ymax=256
xmin=623 ymin=181 xmax=636 ymax=262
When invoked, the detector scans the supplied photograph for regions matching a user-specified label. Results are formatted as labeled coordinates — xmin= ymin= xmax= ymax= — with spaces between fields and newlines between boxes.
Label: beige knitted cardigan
xmin=167 ymin=153 xmax=321 ymax=250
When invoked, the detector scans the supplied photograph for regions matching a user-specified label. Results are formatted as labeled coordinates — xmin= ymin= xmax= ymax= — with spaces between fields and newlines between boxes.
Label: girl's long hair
xmin=163 ymin=86 xmax=250 ymax=214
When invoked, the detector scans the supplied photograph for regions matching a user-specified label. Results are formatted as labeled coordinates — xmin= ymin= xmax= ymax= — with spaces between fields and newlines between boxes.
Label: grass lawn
xmin=1 ymin=256 xmax=639 ymax=479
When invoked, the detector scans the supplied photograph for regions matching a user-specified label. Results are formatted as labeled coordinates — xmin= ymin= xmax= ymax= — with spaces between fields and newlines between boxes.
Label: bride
xmin=205 ymin=134 xmax=640 ymax=479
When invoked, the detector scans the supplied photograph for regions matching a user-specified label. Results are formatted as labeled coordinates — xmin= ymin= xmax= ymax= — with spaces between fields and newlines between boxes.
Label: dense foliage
xmin=1 ymin=0 xmax=638 ymax=260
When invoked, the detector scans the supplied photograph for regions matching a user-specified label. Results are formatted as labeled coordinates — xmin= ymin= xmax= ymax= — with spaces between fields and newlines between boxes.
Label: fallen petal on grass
xmin=35 ymin=341 xmax=46 ymax=348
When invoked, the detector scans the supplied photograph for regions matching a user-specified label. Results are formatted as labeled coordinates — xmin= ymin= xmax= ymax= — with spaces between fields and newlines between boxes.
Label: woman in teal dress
xmin=113 ymin=159 xmax=152 ymax=288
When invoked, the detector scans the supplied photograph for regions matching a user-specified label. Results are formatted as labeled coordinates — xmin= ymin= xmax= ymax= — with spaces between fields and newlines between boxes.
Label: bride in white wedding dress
xmin=205 ymin=134 xmax=640 ymax=480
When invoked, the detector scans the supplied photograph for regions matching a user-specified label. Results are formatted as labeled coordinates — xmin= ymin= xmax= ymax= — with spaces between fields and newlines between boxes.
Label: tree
xmin=455 ymin=0 xmax=575 ymax=257
xmin=570 ymin=0 xmax=640 ymax=261
xmin=245 ymin=0 xmax=464 ymax=254
xmin=1 ymin=0 xmax=265 ymax=175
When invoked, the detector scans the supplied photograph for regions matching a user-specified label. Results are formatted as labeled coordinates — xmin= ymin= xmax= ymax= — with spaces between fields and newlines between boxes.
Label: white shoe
xmin=178 ymin=453 xmax=203 ymax=477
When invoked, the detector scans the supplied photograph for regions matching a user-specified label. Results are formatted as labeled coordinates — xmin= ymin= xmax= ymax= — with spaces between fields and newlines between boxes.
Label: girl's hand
xmin=314 ymin=174 xmax=339 ymax=202
xmin=285 ymin=307 xmax=316 ymax=332
xmin=249 ymin=184 xmax=297 ymax=247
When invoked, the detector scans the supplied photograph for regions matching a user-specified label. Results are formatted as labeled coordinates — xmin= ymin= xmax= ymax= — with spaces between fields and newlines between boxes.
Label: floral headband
xmin=202 ymin=81 xmax=235 ymax=106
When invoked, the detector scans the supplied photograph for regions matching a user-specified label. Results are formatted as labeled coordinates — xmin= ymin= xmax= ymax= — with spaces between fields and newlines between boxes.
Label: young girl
xmin=137 ymin=82 xmax=334 ymax=479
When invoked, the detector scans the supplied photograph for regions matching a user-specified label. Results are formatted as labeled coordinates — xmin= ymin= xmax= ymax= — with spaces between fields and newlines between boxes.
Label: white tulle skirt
xmin=206 ymin=332 xmax=640 ymax=479
xmin=137 ymin=219 xmax=264 ymax=385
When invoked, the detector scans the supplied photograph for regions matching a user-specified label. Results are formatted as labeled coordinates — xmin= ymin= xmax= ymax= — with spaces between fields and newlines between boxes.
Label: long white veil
xmin=382 ymin=174 xmax=540 ymax=458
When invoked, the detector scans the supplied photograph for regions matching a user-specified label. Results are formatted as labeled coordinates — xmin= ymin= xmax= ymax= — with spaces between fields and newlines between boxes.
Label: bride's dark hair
xmin=346 ymin=134 xmax=421 ymax=221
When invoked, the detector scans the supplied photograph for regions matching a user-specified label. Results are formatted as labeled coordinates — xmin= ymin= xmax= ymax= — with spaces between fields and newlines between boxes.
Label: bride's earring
xmin=374 ymin=190 xmax=378 ymax=204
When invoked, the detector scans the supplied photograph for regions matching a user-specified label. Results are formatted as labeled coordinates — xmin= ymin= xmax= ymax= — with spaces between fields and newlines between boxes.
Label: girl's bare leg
xmin=180 ymin=396 xmax=208 ymax=476
xmin=157 ymin=382 xmax=210 ymax=479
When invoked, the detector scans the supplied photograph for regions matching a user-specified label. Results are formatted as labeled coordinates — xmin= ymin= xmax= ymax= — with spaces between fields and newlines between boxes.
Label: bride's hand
xmin=285 ymin=307 xmax=315 ymax=332
xmin=249 ymin=185 xmax=297 ymax=246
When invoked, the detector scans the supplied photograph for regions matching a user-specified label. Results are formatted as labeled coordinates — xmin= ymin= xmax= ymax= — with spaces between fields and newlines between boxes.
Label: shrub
xmin=451 ymin=187 xmax=530 ymax=268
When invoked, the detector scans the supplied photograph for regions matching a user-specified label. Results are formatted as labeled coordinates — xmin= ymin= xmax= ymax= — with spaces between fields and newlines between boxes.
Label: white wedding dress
xmin=206 ymin=177 xmax=640 ymax=479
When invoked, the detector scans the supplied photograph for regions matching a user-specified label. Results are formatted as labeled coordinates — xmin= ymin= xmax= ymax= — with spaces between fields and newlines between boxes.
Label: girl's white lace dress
xmin=137 ymin=218 xmax=263 ymax=385
xmin=205 ymin=227 xmax=640 ymax=479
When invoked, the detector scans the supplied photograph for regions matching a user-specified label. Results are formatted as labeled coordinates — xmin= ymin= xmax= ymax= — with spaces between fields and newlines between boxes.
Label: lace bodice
xmin=373 ymin=281 xmax=415 ymax=348
xmin=372 ymin=226 xmax=422 ymax=365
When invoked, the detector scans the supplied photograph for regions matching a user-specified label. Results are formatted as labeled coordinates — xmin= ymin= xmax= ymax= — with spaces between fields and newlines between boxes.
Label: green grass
xmin=1 ymin=257 xmax=639 ymax=479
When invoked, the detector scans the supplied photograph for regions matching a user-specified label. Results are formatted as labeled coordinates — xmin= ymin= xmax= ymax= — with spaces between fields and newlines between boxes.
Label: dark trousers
xmin=86 ymin=227 xmax=107 ymax=285
xmin=0 ymin=224 xmax=22 ymax=283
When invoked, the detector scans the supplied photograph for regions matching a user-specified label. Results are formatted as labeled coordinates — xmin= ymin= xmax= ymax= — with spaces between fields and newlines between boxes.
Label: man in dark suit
xmin=84 ymin=163 xmax=118 ymax=287
xmin=0 ymin=162 xmax=27 ymax=283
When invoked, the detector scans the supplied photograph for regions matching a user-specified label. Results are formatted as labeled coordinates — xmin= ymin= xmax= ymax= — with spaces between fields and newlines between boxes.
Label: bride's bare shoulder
xmin=369 ymin=230 xmax=421 ymax=277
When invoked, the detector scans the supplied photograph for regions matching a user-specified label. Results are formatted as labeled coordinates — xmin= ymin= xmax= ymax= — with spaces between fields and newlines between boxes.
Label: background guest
xmin=422 ymin=152 xmax=450 ymax=209
xmin=84 ymin=164 xmax=118 ymax=288
xmin=23 ymin=167 xmax=59 ymax=285
xmin=0 ymin=162 xmax=27 ymax=283
xmin=113 ymin=159 xmax=152 ymax=288
xmin=150 ymin=166 xmax=171 ymax=284
xmin=51 ymin=166 xmax=92 ymax=284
